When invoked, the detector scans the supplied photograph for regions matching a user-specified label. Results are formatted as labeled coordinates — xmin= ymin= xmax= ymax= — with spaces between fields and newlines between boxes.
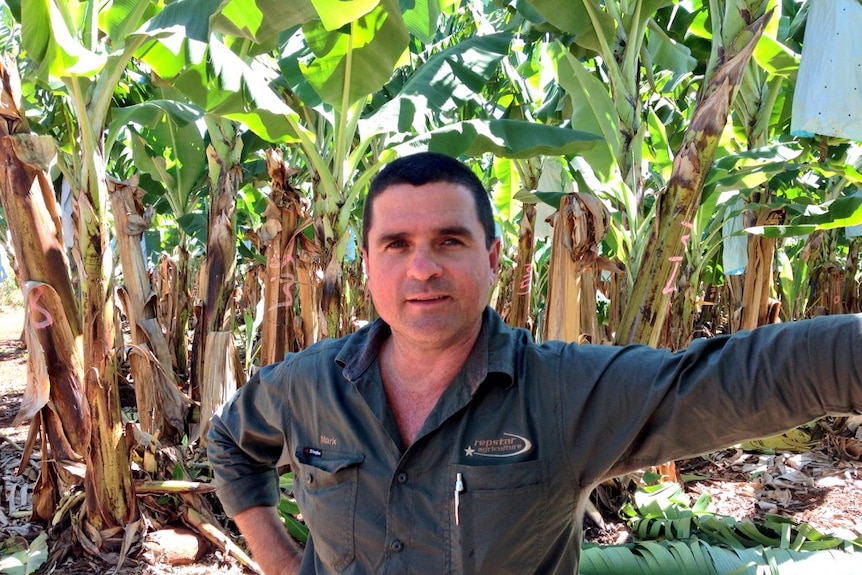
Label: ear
xmin=488 ymin=238 xmax=502 ymax=281
xmin=361 ymin=247 xmax=369 ymax=276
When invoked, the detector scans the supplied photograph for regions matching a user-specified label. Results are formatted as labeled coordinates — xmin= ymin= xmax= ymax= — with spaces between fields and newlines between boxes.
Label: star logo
xmin=464 ymin=446 xmax=476 ymax=457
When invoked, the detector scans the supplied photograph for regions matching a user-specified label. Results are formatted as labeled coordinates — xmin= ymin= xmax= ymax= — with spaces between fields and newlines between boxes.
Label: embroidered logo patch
xmin=464 ymin=433 xmax=533 ymax=458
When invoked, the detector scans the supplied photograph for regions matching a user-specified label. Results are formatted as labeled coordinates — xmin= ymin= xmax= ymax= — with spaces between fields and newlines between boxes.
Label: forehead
xmin=368 ymin=182 xmax=481 ymax=235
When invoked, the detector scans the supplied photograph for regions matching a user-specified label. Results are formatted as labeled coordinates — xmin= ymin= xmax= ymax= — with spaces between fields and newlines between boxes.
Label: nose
xmin=407 ymin=246 xmax=442 ymax=280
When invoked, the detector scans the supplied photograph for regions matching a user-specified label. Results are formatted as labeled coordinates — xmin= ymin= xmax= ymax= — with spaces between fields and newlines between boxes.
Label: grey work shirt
xmin=207 ymin=308 xmax=862 ymax=575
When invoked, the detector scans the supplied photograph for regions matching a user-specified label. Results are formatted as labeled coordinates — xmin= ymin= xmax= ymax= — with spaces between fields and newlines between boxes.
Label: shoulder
xmin=275 ymin=330 xmax=361 ymax=375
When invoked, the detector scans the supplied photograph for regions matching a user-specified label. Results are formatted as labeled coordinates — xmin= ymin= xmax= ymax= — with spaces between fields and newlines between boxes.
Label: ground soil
xmin=1 ymin=305 xmax=860 ymax=573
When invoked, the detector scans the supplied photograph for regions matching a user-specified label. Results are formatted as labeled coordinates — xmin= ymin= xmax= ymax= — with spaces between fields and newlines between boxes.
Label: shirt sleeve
xmin=557 ymin=313 xmax=862 ymax=485
xmin=206 ymin=361 xmax=291 ymax=517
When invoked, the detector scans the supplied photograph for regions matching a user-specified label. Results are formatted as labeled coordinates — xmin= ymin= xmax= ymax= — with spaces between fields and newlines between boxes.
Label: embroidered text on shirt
xmin=464 ymin=433 xmax=533 ymax=458
xmin=320 ymin=435 xmax=338 ymax=446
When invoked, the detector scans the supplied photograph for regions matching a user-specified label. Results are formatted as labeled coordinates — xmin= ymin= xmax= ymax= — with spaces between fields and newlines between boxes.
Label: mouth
xmin=407 ymin=294 xmax=450 ymax=303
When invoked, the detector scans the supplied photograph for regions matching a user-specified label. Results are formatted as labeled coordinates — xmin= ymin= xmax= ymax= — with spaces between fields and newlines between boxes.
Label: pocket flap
xmin=295 ymin=448 xmax=364 ymax=473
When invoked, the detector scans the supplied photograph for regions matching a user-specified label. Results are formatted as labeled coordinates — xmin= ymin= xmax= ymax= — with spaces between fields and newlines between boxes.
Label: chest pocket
xmin=293 ymin=450 xmax=364 ymax=572
xmin=446 ymin=460 xmax=549 ymax=575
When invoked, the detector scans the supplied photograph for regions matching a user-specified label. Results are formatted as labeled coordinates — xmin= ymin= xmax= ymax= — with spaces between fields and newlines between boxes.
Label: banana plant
xmin=107 ymin=97 xmax=207 ymax=376
xmin=105 ymin=99 xmax=206 ymax=442
xmin=717 ymin=3 xmax=799 ymax=331
xmin=616 ymin=3 xmax=773 ymax=347
xmin=14 ymin=0 xmax=228 ymax=547
xmin=514 ymin=0 xmax=697 ymax=342
xmin=193 ymin=115 xmax=246 ymax=442
xmin=144 ymin=0 xmax=412 ymax=341
xmin=0 ymin=56 xmax=89 ymax=523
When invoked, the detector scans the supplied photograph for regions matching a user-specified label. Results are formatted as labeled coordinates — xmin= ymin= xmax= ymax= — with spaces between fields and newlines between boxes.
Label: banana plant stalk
xmin=544 ymin=193 xmax=610 ymax=342
xmin=108 ymin=177 xmax=191 ymax=444
xmin=63 ymin=61 xmax=138 ymax=530
xmin=259 ymin=148 xmax=311 ymax=365
xmin=508 ymin=203 xmax=538 ymax=330
xmin=579 ymin=0 xmax=650 ymax=201
xmin=737 ymin=204 xmax=785 ymax=330
xmin=544 ymin=201 xmax=584 ymax=342
xmin=725 ymin=50 xmax=786 ymax=330
xmin=843 ymin=239 xmax=862 ymax=313
xmin=193 ymin=118 xmax=243 ymax=440
xmin=0 ymin=57 xmax=89 ymax=520
xmin=152 ymin=253 xmax=192 ymax=376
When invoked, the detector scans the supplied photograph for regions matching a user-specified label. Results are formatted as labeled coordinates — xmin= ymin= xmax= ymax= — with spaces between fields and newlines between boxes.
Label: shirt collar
xmin=337 ymin=307 xmax=517 ymax=393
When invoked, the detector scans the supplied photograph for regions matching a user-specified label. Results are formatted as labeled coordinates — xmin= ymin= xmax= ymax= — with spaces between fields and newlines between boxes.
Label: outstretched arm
xmin=234 ymin=505 xmax=303 ymax=575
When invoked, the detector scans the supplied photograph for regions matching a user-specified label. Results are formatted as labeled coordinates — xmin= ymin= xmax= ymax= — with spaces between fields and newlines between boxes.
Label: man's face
xmin=362 ymin=182 xmax=500 ymax=351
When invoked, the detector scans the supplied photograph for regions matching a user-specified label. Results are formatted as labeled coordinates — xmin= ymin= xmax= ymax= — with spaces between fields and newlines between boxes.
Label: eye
xmin=386 ymin=239 xmax=408 ymax=249
xmin=442 ymin=237 xmax=464 ymax=246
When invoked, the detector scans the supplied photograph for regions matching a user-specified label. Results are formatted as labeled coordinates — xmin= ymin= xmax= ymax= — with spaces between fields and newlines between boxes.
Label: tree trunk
xmin=200 ymin=331 xmax=245 ymax=451
xmin=321 ymin=250 xmax=343 ymax=339
xmin=296 ymin=243 xmax=320 ymax=348
xmin=77 ymin=144 xmax=138 ymax=533
xmin=544 ymin=213 xmax=582 ymax=342
xmin=153 ymin=252 xmax=191 ymax=375
xmin=802 ymin=230 xmax=840 ymax=317
xmin=578 ymin=271 xmax=600 ymax=343
xmin=151 ymin=250 xmax=192 ymax=377
xmin=0 ymin=141 xmax=88 ymax=450
xmin=843 ymin=238 xmax=861 ymax=314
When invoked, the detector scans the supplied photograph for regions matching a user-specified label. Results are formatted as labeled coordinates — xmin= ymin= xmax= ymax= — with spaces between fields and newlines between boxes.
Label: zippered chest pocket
xmin=293 ymin=450 xmax=364 ymax=573
xmin=445 ymin=460 xmax=549 ymax=575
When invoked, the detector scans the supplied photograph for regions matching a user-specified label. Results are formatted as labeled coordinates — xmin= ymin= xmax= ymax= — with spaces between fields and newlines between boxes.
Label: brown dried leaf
xmin=8 ymin=134 xmax=55 ymax=172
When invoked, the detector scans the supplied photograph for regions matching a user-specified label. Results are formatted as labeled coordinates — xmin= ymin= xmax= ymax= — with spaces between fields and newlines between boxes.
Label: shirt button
xmin=390 ymin=540 xmax=404 ymax=552
xmin=396 ymin=472 xmax=408 ymax=484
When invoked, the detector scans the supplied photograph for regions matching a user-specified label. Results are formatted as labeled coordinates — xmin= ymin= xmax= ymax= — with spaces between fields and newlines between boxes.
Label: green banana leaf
xmin=581 ymin=540 xmax=862 ymax=575
xmin=211 ymin=0 xmax=318 ymax=44
xmin=360 ymin=32 xmax=513 ymax=136
xmin=748 ymin=194 xmax=862 ymax=238
xmin=523 ymin=0 xmax=612 ymax=55
xmin=107 ymin=100 xmax=208 ymax=221
xmin=546 ymin=41 xmax=620 ymax=182
xmin=21 ymin=0 xmax=107 ymax=80
xmin=393 ymin=118 xmax=601 ymax=160
xmin=299 ymin=0 xmax=409 ymax=109
xmin=131 ymin=0 xmax=224 ymax=78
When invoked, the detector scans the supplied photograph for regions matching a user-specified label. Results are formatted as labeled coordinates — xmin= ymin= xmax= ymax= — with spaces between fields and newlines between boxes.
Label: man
xmin=207 ymin=152 xmax=862 ymax=575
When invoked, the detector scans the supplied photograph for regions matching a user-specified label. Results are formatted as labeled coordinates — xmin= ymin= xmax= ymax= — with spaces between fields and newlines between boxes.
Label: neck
xmin=379 ymin=325 xmax=481 ymax=446
xmin=380 ymin=334 xmax=473 ymax=399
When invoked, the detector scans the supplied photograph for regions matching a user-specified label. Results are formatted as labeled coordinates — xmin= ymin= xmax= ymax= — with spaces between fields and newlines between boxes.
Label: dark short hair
xmin=362 ymin=152 xmax=497 ymax=250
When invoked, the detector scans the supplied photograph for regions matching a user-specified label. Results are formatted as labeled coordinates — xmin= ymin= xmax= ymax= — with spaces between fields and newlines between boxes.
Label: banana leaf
xmin=581 ymin=540 xmax=862 ymax=575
